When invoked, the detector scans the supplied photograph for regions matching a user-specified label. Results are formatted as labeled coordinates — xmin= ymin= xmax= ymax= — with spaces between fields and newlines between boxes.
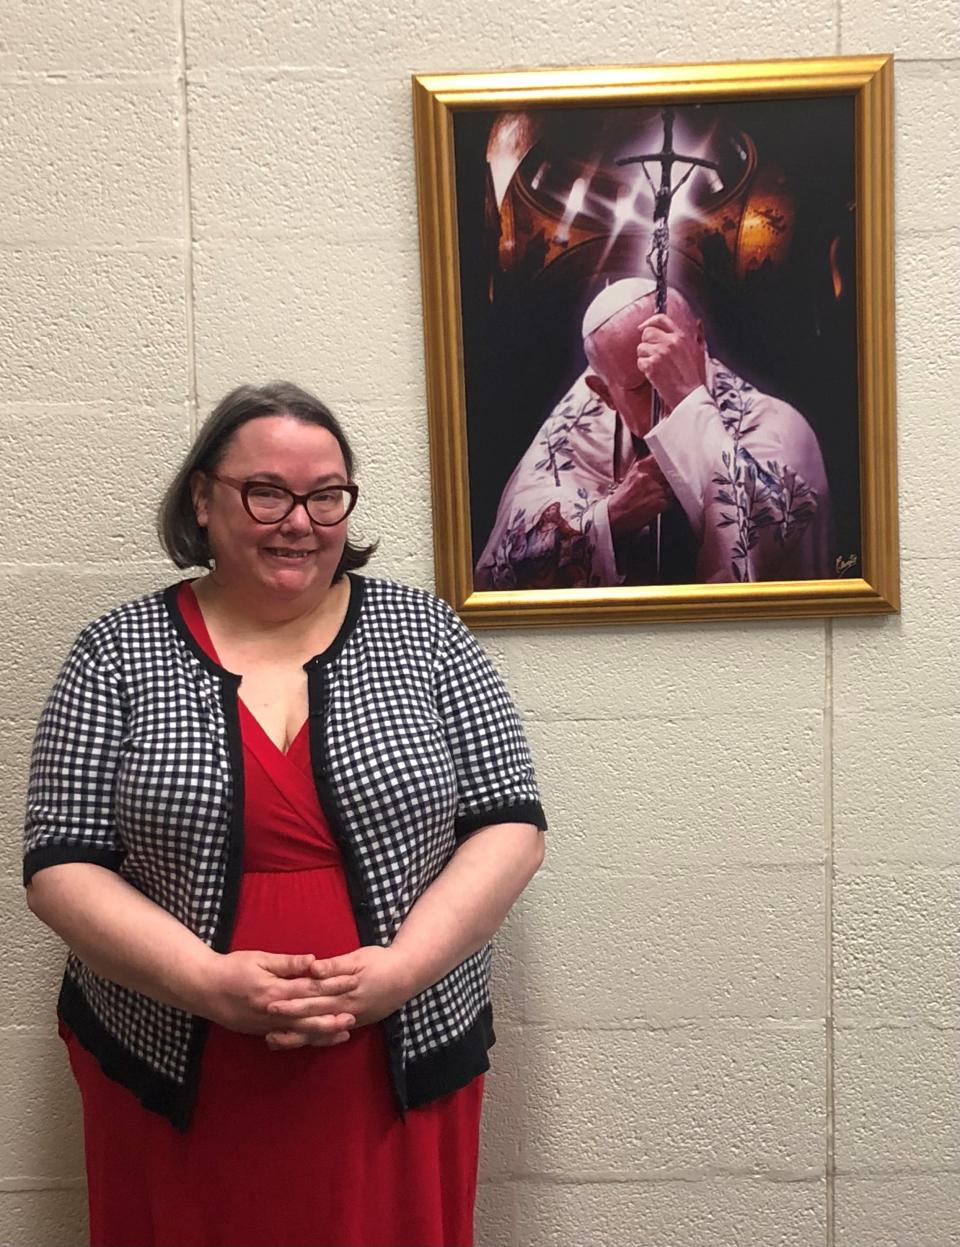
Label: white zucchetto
xmin=581 ymin=279 xmax=658 ymax=341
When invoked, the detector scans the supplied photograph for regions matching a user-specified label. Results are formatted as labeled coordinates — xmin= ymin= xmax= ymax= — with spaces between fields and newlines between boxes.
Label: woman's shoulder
xmin=355 ymin=573 xmax=453 ymax=618
xmin=69 ymin=583 xmax=181 ymax=659
xmin=352 ymin=574 xmax=461 ymax=649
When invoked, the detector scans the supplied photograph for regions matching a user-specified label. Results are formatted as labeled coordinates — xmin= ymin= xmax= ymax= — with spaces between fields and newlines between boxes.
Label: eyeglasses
xmin=208 ymin=473 xmax=359 ymax=526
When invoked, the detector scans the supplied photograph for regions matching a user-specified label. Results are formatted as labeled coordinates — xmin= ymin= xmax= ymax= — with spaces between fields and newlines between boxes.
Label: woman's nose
xmin=279 ymin=502 xmax=313 ymax=533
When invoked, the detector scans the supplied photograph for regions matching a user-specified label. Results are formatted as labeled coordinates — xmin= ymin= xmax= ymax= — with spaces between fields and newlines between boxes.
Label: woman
xmin=24 ymin=381 xmax=546 ymax=1247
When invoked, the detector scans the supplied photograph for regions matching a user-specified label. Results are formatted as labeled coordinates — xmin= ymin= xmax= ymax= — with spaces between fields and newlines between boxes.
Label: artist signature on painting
xmin=835 ymin=553 xmax=858 ymax=577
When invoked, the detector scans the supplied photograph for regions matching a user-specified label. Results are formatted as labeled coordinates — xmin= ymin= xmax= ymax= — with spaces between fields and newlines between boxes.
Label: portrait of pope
xmin=453 ymin=97 xmax=861 ymax=594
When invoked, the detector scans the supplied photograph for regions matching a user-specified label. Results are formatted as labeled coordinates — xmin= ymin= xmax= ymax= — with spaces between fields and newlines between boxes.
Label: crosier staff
xmin=617 ymin=109 xmax=720 ymax=576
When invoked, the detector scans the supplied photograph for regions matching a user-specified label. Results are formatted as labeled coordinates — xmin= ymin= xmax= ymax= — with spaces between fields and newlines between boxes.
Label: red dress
xmin=65 ymin=583 xmax=483 ymax=1247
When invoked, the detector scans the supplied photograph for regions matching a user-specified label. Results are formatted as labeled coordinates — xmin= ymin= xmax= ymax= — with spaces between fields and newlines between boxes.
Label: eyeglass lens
xmin=245 ymin=484 xmax=351 ymax=525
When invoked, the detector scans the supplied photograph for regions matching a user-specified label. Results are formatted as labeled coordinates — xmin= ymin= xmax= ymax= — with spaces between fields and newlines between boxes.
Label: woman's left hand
xmin=264 ymin=946 xmax=412 ymax=1049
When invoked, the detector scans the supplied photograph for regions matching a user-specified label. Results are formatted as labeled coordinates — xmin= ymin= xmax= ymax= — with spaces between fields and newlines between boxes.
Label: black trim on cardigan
xmin=304 ymin=621 xmax=410 ymax=1113
xmin=23 ymin=843 xmax=125 ymax=886
xmin=162 ymin=581 xmax=243 ymax=683
xmin=307 ymin=573 xmax=365 ymax=667
xmin=405 ymin=1004 xmax=495 ymax=1110
xmin=58 ymin=974 xmax=192 ymax=1130
xmin=180 ymin=637 xmax=249 ymax=1129
xmin=455 ymin=801 xmax=548 ymax=842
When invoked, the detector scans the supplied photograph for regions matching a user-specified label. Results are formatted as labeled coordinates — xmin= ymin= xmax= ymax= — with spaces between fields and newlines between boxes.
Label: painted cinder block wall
xmin=1 ymin=1 xmax=957 ymax=1243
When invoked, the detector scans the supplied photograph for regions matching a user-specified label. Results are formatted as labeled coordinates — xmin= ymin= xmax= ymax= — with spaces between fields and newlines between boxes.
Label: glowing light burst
xmin=555 ymin=175 xmax=590 ymax=243
xmin=562 ymin=118 xmax=730 ymax=270
xmin=615 ymin=118 xmax=725 ymax=228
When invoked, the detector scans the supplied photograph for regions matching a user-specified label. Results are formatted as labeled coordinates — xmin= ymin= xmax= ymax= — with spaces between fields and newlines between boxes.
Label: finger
xmin=310 ymin=955 xmax=360 ymax=980
xmin=269 ymin=973 xmax=359 ymax=999
xmin=310 ymin=974 xmax=360 ymax=996
xmin=289 ymin=1031 xmax=351 ymax=1049
xmin=314 ymin=1031 xmax=352 ymax=1048
xmin=636 ymin=313 xmax=675 ymax=333
xmin=260 ymin=952 xmax=315 ymax=978
xmin=635 ymin=455 xmax=668 ymax=484
xmin=267 ymin=996 xmax=355 ymax=1019
xmin=265 ymin=1030 xmax=353 ymax=1051
xmin=266 ymin=1031 xmax=310 ymax=1051
xmin=638 ymin=326 xmax=669 ymax=344
xmin=276 ymin=1012 xmax=357 ymax=1038
xmin=265 ymin=974 xmax=336 ymax=1001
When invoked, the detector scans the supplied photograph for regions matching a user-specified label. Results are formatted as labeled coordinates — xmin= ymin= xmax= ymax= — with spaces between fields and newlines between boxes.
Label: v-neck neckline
xmin=239 ymin=700 xmax=309 ymax=760
xmin=174 ymin=580 xmax=345 ymax=757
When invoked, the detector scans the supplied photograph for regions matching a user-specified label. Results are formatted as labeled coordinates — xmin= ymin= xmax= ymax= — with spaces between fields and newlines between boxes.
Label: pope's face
xmin=192 ymin=415 xmax=351 ymax=601
xmin=585 ymin=300 xmax=656 ymax=437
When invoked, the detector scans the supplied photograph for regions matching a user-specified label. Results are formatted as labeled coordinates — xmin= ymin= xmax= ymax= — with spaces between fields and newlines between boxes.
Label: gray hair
xmin=157 ymin=381 xmax=377 ymax=575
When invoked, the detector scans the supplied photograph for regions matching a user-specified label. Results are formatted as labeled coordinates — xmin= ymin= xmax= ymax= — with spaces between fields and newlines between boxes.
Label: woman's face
xmin=192 ymin=415 xmax=352 ymax=601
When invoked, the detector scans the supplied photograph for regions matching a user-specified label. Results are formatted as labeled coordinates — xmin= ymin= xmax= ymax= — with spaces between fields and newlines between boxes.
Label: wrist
xmin=385 ymin=943 xmax=429 ymax=1004
xmin=175 ymin=944 xmax=221 ymax=1017
xmin=607 ymin=487 xmax=629 ymax=535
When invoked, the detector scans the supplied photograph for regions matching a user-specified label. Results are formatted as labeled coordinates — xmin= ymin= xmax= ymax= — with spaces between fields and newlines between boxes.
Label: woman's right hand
xmin=202 ymin=950 xmax=358 ymax=1043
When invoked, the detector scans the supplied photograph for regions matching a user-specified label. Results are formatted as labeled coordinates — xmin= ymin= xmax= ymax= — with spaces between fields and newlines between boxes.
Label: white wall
xmin=2 ymin=1 xmax=958 ymax=1244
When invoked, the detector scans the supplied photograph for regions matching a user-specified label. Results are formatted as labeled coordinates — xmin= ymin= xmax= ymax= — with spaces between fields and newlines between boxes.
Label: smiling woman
xmin=190 ymin=415 xmax=356 ymax=610
xmin=23 ymin=381 xmax=546 ymax=1247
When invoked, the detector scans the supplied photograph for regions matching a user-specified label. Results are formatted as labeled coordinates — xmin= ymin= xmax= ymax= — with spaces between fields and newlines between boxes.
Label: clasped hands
xmin=206 ymin=945 xmax=410 ymax=1051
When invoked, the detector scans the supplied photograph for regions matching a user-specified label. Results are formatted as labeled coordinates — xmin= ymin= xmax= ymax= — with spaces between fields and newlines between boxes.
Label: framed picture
xmin=412 ymin=56 xmax=898 ymax=627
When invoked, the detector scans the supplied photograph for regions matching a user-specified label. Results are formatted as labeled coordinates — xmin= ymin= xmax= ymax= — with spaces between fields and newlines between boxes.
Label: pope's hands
xmin=202 ymin=949 xmax=357 ymax=1045
xmin=607 ymin=454 xmax=672 ymax=536
xmin=263 ymin=946 xmax=413 ymax=1050
xmin=635 ymin=313 xmax=706 ymax=412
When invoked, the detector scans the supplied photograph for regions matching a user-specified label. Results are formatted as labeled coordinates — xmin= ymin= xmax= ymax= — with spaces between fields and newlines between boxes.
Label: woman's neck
xmin=192 ymin=573 xmax=351 ymax=644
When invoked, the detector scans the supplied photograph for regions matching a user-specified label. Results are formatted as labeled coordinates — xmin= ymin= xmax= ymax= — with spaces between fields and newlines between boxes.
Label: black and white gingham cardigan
xmin=24 ymin=574 xmax=546 ymax=1130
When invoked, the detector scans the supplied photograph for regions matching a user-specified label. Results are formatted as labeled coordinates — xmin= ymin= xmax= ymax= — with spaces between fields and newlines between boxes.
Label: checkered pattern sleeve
xmin=434 ymin=607 xmax=546 ymax=840
xmin=23 ymin=627 xmax=127 ymax=884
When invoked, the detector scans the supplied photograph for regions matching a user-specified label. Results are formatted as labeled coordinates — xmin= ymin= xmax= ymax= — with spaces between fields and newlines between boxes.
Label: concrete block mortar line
xmin=832 ymin=1165 xmax=960 ymax=1179
xmin=0 ymin=69 xmax=176 ymax=86
xmin=523 ymin=710 xmax=826 ymax=726
xmin=516 ymin=1017 xmax=826 ymax=1035
xmin=0 ymin=561 xmax=175 ymax=575
xmin=834 ymin=1018 xmax=960 ymax=1033
xmin=824 ymin=618 xmax=835 ymax=1247
xmin=480 ymin=1173 xmax=828 ymax=1188
xmin=531 ymin=860 xmax=827 ymax=879
xmin=0 ymin=238 xmax=183 ymax=254
xmin=505 ymin=1166 xmax=826 ymax=1186
xmin=0 ymin=1178 xmax=85 ymax=1194
xmin=175 ymin=0 xmax=199 ymax=439
xmin=832 ymin=861 xmax=960 ymax=878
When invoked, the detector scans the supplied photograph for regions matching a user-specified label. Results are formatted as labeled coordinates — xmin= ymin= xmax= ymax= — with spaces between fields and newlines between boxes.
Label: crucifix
xmin=616 ymin=110 xmax=721 ymax=578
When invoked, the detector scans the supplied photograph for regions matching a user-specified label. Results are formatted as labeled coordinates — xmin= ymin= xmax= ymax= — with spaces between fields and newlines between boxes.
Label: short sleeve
xmin=433 ymin=607 xmax=547 ymax=841
xmin=23 ymin=629 xmax=127 ymax=885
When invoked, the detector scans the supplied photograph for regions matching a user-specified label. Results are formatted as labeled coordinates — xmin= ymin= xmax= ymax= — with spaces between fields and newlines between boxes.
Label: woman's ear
xmin=190 ymin=472 xmax=210 ymax=527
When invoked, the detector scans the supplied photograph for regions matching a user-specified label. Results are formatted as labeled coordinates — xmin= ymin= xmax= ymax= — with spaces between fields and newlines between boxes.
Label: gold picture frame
xmin=412 ymin=56 xmax=898 ymax=627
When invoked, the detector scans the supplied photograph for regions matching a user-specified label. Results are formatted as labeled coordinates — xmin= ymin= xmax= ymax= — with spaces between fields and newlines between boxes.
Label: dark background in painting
xmin=453 ymin=97 xmax=861 ymax=578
